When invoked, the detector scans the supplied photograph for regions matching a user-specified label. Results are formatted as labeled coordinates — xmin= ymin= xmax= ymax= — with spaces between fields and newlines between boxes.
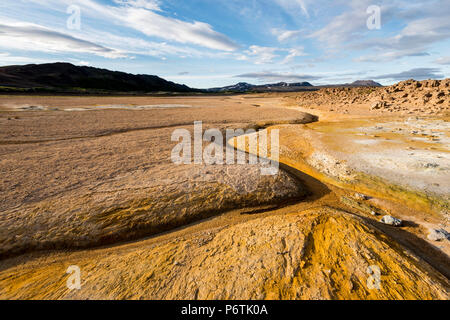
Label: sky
xmin=0 ymin=0 xmax=449 ymax=88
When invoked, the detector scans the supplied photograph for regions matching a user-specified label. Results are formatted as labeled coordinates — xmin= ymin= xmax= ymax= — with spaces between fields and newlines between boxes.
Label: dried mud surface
xmin=0 ymin=83 xmax=449 ymax=300
xmin=0 ymin=101 xmax=312 ymax=258
xmin=1 ymin=208 xmax=448 ymax=300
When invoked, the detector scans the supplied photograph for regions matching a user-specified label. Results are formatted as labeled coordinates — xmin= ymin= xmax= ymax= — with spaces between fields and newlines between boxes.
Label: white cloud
xmin=113 ymin=0 xmax=161 ymax=11
xmin=83 ymin=30 xmax=212 ymax=59
xmin=235 ymin=54 xmax=248 ymax=61
xmin=282 ymin=48 xmax=307 ymax=64
xmin=25 ymin=0 xmax=239 ymax=52
xmin=0 ymin=52 xmax=51 ymax=64
xmin=243 ymin=45 xmax=307 ymax=65
xmin=435 ymin=56 xmax=450 ymax=65
xmin=372 ymin=67 xmax=444 ymax=80
xmin=235 ymin=71 xmax=321 ymax=82
xmin=272 ymin=29 xmax=303 ymax=42
xmin=355 ymin=50 xmax=430 ymax=63
xmin=354 ymin=10 xmax=450 ymax=59
xmin=122 ymin=7 xmax=239 ymax=51
xmin=0 ymin=22 xmax=126 ymax=58
xmin=245 ymin=46 xmax=279 ymax=64
xmin=309 ymin=0 xmax=450 ymax=63
xmin=308 ymin=0 xmax=374 ymax=48
xmin=274 ymin=0 xmax=309 ymax=18
xmin=68 ymin=59 xmax=91 ymax=66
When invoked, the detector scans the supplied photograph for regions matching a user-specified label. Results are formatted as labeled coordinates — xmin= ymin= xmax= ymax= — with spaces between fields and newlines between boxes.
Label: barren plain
xmin=0 ymin=79 xmax=449 ymax=300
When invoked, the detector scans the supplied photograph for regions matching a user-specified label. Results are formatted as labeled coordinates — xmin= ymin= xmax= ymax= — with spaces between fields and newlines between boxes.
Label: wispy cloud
xmin=113 ymin=0 xmax=162 ymax=11
xmin=122 ymin=7 xmax=239 ymax=51
xmin=435 ymin=56 xmax=450 ymax=65
xmin=234 ymin=71 xmax=321 ymax=82
xmin=282 ymin=48 xmax=307 ymax=64
xmin=0 ymin=22 xmax=126 ymax=58
xmin=0 ymin=52 xmax=55 ymax=64
xmin=274 ymin=0 xmax=309 ymax=18
xmin=373 ymin=67 xmax=444 ymax=80
xmin=308 ymin=0 xmax=375 ymax=48
xmin=272 ymin=29 xmax=303 ymax=42
xmin=354 ymin=6 xmax=450 ymax=61
xmin=310 ymin=0 xmax=450 ymax=62
xmin=21 ymin=0 xmax=239 ymax=52
xmin=244 ymin=46 xmax=279 ymax=64
xmin=242 ymin=46 xmax=307 ymax=65
xmin=355 ymin=50 xmax=430 ymax=62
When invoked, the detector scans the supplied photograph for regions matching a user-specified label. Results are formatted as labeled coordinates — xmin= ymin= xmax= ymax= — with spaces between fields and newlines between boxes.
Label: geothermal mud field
xmin=0 ymin=79 xmax=449 ymax=300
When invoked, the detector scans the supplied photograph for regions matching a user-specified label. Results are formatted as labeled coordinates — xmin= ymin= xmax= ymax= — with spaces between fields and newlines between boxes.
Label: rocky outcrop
xmin=290 ymin=78 xmax=449 ymax=115
xmin=428 ymin=229 xmax=450 ymax=242
xmin=380 ymin=215 xmax=403 ymax=227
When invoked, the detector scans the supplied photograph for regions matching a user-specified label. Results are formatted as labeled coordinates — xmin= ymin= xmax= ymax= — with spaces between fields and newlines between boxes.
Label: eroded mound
xmin=289 ymin=78 xmax=449 ymax=116
xmin=1 ymin=208 xmax=448 ymax=300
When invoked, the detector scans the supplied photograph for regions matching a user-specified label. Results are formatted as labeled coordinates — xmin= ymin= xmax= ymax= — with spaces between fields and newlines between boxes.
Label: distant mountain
xmin=206 ymin=80 xmax=381 ymax=93
xmin=208 ymin=82 xmax=255 ymax=93
xmin=207 ymin=81 xmax=314 ymax=93
xmin=0 ymin=63 xmax=195 ymax=93
xmin=0 ymin=63 xmax=382 ymax=94
xmin=262 ymin=81 xmax=314 ymax=88
xmin=349 ymin=80 xmax=382 ymax=87
xmin=314 ymin=80 xmax=383 ymax=89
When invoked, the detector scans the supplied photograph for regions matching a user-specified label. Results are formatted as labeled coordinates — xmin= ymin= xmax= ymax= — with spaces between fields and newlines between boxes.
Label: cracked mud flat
xmin=0 ymin=85 xmax=449 ymax=300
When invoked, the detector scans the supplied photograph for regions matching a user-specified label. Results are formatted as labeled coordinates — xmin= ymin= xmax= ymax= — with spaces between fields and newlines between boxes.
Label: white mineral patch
xmin=353 ymin=139 xmax=380 ymax=145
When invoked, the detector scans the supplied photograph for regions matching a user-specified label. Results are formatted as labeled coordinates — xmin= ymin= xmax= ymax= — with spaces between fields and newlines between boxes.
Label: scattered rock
xmin=427 ymin=229 xmax=449 ymax=242
xmin=354 ymin=193 xmax=369 ymax=201
xmin=294 ymin=78 xmax=448 ymax=116
xmin=380 ymin=215 xmax=403 ymax=227
xmin=371 ymin=101 xmax=387 ymax=110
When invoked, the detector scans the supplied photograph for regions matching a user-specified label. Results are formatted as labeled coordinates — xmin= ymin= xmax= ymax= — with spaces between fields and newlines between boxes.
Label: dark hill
xmin=0 ymin=63 xmax=194 ymax=93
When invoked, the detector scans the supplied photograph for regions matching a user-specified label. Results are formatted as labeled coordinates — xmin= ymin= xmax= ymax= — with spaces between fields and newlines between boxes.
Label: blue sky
xmin=0 ymin=0 xmax=449 ymax=88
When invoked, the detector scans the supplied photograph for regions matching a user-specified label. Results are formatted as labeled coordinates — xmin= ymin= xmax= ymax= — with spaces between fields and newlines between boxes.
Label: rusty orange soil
xmin=0 ymin=82 xmax=449 ymax=300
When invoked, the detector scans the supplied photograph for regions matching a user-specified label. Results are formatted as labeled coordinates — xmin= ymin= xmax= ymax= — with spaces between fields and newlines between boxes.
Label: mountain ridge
xmin=0 ymin=62 xmax=383 ymax=94
xmin=0 ymin=62 xmax=195 ymax=93
xmin=207 ymin=81 xmax=315 ymax=93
